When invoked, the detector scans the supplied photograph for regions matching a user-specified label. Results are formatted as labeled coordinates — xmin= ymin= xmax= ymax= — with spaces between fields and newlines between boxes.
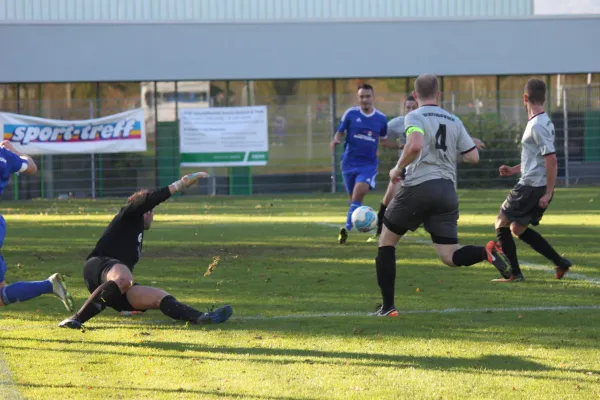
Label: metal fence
xmin=3 ymin=86 xmax=600 ymax=200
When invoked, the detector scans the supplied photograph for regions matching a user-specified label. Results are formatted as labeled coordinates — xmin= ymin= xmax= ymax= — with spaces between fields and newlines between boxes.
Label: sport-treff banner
xmin=0 ymin=109 xmax=146 ymax=155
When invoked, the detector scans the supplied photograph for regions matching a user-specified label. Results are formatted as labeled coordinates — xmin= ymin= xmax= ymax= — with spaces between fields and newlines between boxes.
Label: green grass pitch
xmin=0 ymin=188 xmax=599 ymax=399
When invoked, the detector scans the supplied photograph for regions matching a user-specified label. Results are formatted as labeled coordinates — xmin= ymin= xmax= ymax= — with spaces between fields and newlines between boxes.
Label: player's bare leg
xmin=126 ymin=286 xmax=232 ymax=324
xmin=339 ymin=182 xmax=370 ymax=244
xmin=368 ymin=180 xmax=400 ymax=243
xmin=59 ymin=263 xmax=133 ymax=329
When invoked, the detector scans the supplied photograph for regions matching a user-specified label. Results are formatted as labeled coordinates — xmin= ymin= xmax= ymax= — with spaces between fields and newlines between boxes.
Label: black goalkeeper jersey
xmin=87 ymin=186 xmax=171 ymax=270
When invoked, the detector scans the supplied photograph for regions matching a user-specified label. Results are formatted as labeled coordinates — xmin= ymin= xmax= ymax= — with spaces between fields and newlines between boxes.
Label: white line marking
xmin=318 ymin=222 xmax=597 ymax=285
xmin=0 ymin=356 xmax=23 ymax=400
xmin=1 ymin=305 xmax=599 ymax=331
xmin=234 ymin=305 xmax=600 ymax=320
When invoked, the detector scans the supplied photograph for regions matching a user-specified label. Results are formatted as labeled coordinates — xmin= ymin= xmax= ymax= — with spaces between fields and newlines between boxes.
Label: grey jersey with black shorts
xmin=387 ymin=116 xmax=406 ymax=157
xmin=501 ymin=112 xmax=556 ymax=226
xmin=518 ymin=112 xmax=556 ymax=187
xmin=383 ymin=105 xmax=477 ymax=242
xmin=402 ymin=106 xmax=476 ymax=187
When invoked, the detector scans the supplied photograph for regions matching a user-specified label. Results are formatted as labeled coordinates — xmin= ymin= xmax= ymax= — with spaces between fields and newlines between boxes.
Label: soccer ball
xmin=351 ymin=206 xmax=378 ymax=233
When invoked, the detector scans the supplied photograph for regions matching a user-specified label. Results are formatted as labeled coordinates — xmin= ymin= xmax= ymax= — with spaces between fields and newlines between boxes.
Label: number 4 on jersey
xmin=435 ymin=124 xmax=447 ymax=151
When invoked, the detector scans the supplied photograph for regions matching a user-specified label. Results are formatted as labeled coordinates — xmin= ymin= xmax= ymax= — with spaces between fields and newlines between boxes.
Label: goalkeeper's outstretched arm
xmin=125 ymin=172 xmax=209 ymax=216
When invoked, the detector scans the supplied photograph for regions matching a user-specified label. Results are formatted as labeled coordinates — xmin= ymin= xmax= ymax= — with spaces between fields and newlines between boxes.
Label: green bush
xmin=457 ymin=113 xmax=523 ymax=188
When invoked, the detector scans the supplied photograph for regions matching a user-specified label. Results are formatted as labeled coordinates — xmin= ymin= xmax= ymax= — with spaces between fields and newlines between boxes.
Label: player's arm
xmin=381 ymin=118 xmax=403 ymax=149
xmin=457 ymin=122 xmax=479 ymax=164
xmin=330 ymin=109 xmax=351 ymax=152
xmin=0 ymin=140 xmax=37 ymax=174
xmin=543 ymin=154 xmax=557 ymax=192
xmin=379 ymin=137 xmax=398 ymax=149
xmin=392 ymin=113 xmax=424 ymax=174
xmin=331 ymin=131 xmax=345 ymax=151
xmin=125 ymin=172 xmax=209 ymax=216
xmin=499 ymin=164 xmax=521 ymax=176
xmin=394 ymin=126 xmax=424 ymax=171
xmin=534 ymin=124 xmax=557 ymax=197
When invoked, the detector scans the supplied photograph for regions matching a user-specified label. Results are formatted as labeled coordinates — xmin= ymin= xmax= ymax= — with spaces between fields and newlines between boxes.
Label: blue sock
xmin=345 ymin=201 xmax=362 ymax=230
xmin=1 ymin=280 xmax=53 ymax=305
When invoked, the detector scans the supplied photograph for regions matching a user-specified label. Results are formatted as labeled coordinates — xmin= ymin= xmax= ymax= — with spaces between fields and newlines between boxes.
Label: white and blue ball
xmin=351 ymin=206 xmax=378 ymax=233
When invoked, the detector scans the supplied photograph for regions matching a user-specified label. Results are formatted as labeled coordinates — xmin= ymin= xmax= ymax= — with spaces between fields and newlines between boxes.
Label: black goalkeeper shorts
xmin=83 ymin=256 xmax=143 ymax=312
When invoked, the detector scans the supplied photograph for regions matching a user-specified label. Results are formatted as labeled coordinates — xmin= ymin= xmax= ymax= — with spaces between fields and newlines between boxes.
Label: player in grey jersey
xmin=367 ymin=95 xmax=419 ymax=242
xmin=371 ymin=74 xmax=511 ymax=317
xmin=493 ymin=79 xmax=571 ymax=282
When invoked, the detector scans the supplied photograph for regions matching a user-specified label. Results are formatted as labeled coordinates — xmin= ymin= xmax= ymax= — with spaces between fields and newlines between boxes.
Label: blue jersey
xmin=0 ymin=148 xmax=28 ymax=195
xmin=337 ymin=107 xmax=388 ymax=168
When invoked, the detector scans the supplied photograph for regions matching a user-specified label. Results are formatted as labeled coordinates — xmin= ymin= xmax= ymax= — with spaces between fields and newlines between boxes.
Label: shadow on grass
xmin=16 ymin=382 xmax=311 ymax=400
xmin=3 ymin=337 xmax=597 ymax=377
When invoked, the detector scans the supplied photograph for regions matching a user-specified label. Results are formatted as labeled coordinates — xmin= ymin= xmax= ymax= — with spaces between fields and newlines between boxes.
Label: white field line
xmin=232 ymin=305 xmax=600 ymax=320
xmin=0 ymin=355 xmax=23 ymax=400
xmin=1 ymin=304 xmax=600 ymax=331
xmin=318 ymin=222 xmax=600 ymax=285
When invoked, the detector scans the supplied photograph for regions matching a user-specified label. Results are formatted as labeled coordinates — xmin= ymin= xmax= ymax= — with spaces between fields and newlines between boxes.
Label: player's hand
xmin=180 ymin=171 xmax=209 ymax=188
xmin=473 ymin=138 xmax=486 ymax=150
xmin=0 ymin=140 xmax=15 ymax=151
xmin=389 ymin=166 xmax=405 ymax=183
xmin=539 ymin=193 xmax=552 ymax=209
xmin=330 ymin=137 xmax=340 ymax=153
xmin=499 ymin=165 xmax=514 ymax=176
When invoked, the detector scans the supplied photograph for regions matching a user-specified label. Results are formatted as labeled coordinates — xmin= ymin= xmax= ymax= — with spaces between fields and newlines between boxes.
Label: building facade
xmin=0 ymin=0 xmax=534 ymax=21
xmin=0 ymin=1 xmax=598 ymax=198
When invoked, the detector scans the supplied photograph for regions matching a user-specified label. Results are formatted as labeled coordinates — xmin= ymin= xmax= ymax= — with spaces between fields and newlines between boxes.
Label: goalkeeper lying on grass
xmin=59 ymin=172 xmax=232 ymax=329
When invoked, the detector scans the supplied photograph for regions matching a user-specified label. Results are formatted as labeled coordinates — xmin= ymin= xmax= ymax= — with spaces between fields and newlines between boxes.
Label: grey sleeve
xmin=404 ymin=112 xmax=425 ymax=135
xmin=532 ymin=124 xmax=556 ymax=155
xmin=387 ymin=117 xmax=406 ymax=144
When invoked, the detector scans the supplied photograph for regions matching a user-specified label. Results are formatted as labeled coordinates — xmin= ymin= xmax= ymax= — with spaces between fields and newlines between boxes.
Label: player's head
xmin=404 ymin=95 xmax=418 ymax=114
xmin=524 ymin=79 xmax=546 ymax=109
xmin=413 ymin=74 xmax=440 ymax=104
xmin=357 ymin=83 xmax=374 ymax=112
xmin=127 ymin=189 xmax=155 ymax=230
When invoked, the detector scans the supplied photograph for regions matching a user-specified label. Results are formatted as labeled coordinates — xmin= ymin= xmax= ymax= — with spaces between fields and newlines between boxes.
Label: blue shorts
xmin=342 ymin=165 xmax=378 ymax=194
xmin=0 ymin=215 xmax=6 ymax=282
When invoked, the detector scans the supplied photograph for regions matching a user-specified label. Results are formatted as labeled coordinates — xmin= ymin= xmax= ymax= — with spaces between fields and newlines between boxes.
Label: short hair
xmin=414 ymin=74 xmax=439 ymax=99
xmin=525 ymin=79 xmax=546 ymax=105
xmin=357 ymin=83 xmax=374 ymax=93
xmin=127 ymin=189 xmax=150 ymax=207
xmin=405 ymin=95 xmax=417 ymax=103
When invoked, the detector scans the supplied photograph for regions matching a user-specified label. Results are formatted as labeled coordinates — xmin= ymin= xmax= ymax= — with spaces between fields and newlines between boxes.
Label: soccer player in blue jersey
xmin=330 ymin=84 xmax=395 ymax=244
xmin=0 ymin=140 xmax=74 ymax=311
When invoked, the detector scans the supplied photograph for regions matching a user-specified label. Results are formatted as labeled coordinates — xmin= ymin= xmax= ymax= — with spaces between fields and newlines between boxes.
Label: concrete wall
xmin=1 ymin=15 xmax=599 ymax=83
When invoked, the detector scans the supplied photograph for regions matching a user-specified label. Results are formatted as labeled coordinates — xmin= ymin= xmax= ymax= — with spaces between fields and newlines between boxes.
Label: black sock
xmin=159 ymin=295 xmax=203 ymax=322
xmin=75 ymin=280 xmax=122 ymax=324
xmin=376 ymin=246 xmax=396 ymax=311
xmin=518 ymin=228 xmax=563 ymax=265
xmin=496 ymin=227 xmax=521 ymax=275
xmin=376 ymin=203 xmax=387 ymax=235
xmin=452 ymin=245 xmax=486 ymax=266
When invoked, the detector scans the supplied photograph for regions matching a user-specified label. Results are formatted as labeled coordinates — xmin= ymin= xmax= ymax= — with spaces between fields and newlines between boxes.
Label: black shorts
xmin=383 ymin=178 xmax=459 ymax=244
xmin=83 ymin=256 xmax=143 ymax=312
xmin=501 ymin=184 xmax=551 ymax=227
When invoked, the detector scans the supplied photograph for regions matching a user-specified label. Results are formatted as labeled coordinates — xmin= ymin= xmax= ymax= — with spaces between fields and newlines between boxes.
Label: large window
xmin=99 ymin=82 xmax=141 ymax=117
xmin=442 ymin=76 xmax=497 ymax=116
xmin=0 ymin=84 xmax=18 ymax=113
xmin=334 ymin=78 xmax=409 ymax=118
xmin=41 ymin=83 xmax=98 ymax=119
xmin=499 ymin=75 xmax=547 ymax=125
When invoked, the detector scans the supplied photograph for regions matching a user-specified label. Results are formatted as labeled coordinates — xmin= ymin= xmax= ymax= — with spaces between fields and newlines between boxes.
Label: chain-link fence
xmin=3 ymin=86 xmax=599 ymax=200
